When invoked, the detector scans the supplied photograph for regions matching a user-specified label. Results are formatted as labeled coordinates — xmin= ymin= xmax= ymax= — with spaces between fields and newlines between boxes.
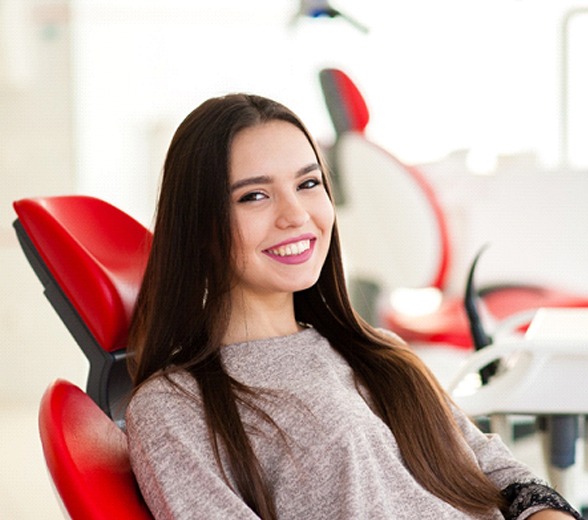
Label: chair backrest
xmin=319 ymin=67 xmax=370 ymax=135
xmin=13 ymin=196 xmax=152 ymax=422
xmin=39 ymin=379 xmax=154 ymax=520
xmin=319 ymin=68 xmax=451 ymax=291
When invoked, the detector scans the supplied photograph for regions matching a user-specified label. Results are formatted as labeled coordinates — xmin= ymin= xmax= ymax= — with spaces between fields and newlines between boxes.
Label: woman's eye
xmin=238 ymin=191 xmax=267 ymax=203
xmin=298 ymin=178 xmax=321 ymax=190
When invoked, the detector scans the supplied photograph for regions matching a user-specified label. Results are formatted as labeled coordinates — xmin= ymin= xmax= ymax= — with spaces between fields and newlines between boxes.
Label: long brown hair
xmin=128 ymin=93 xmax=506 ymax=518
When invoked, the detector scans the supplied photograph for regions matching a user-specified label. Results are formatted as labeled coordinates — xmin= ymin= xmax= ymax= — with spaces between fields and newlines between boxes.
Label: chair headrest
xmin=319 ymin=68 xmax=370 ymax=135
xmin=13 ymin=196 xmax=152 ymax=352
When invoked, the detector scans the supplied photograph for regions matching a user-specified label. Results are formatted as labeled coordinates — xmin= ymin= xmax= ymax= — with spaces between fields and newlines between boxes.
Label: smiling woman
xmin=228 ymin=120 xmax=334 ymax=327
xmin=124 ymin=93 xmax=580 ymax=520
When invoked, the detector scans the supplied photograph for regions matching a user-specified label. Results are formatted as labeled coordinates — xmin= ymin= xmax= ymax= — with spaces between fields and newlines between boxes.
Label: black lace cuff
xmin=501 ymin=480 xmax=582 ymax=519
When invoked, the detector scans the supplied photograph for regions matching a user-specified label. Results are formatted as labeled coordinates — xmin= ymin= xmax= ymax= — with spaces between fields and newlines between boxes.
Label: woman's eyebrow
xmin=298 ymin=162 xmax=321 ymax=176
xmin=230 ymin=175 xmax=272 ymax=193
xmin=230 ymin=163 xmax=321 ymax=192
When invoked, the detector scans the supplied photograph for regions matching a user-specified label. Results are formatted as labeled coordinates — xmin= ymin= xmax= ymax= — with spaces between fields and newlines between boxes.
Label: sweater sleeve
xmin=125 ymin=376 xmax=259 ymax=520
xmin=452 ymin=407 xmax=581 ymax=519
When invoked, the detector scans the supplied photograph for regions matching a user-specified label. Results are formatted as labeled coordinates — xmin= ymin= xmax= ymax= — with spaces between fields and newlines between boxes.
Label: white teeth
xmin=268 ymin=239 xmax=311 ymax=257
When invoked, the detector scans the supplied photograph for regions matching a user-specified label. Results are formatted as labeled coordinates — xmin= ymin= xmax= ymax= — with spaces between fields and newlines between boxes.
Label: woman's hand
xmin=527 ymin=510 xmax=578 ymax=519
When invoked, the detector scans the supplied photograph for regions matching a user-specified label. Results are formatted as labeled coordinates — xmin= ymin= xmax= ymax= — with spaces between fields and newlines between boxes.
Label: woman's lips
xmin=263 ymin=235 xmax=316 ymax=264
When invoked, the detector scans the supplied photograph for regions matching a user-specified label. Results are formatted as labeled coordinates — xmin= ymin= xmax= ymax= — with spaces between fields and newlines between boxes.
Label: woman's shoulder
xmin=136 ymin=367 xmax=198 ymax=394
xmin=127 ymin=369 xmax=202 ymax=419
xmin=125 ymin=369 xmax=213 ymax=460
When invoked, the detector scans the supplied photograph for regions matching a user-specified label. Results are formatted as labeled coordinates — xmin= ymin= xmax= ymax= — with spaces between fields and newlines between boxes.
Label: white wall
xmin=70 ymin=0 xmax=588 ymax=223
xmin=0 ymin=0 xmax=86 ymax=401
xmin=0 ymin=1 xmax=86 ymax=518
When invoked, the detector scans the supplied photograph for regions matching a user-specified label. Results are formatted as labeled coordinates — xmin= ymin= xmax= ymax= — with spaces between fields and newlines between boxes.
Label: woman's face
xmin=228 ymin=120 xmax=335 ymax=301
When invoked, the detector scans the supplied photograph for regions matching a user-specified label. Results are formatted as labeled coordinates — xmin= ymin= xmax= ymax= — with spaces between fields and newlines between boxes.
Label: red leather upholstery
xmin=13 ymin=196 xmax=152 ymax=353
xmin=39 ymin=379 xmax=153 ymax=520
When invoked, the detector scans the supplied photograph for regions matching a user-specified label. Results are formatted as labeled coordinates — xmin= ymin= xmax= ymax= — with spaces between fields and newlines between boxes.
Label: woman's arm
xmin=501 ymin=481 xmax=581 ymax=520
xmin=528 ymin=511 xmax=578 ymax=519
xmin=126 ymin=374 xmax=259 ymax=520
xmin=450 ymin=407 xmax=581 ymax=519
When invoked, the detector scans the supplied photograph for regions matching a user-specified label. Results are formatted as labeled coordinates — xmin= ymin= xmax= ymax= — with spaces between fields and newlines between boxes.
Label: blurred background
xmin=2 ymin=0 xmax=588 ymax=517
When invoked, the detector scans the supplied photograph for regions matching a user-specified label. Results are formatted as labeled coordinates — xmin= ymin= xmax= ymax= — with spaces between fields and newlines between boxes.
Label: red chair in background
xmin=13 ymin=195 xmax=153 ymax=518
xmin=318 ymin=67 xmax=588 ymax=349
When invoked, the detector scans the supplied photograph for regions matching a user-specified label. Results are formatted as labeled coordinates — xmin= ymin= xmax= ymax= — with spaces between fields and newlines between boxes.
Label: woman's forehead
xmin=229 ymin=121 xmax=317 ymax=181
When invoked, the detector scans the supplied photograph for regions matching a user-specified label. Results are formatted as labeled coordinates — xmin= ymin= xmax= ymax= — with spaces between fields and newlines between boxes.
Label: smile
xmin=263 ymin=236 xmax=316 ymax=265
xmin=266 ymin=239 xmax=311 ymax=257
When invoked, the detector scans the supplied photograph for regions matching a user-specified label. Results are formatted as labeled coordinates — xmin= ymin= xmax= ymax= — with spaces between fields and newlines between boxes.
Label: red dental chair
xmin=39 ymin=379 xmax=153 ymax=520
xmin=13 ymin=195 xmax=153 ymax=519
xmin=319 ymin=67 xmax=588 ymax=348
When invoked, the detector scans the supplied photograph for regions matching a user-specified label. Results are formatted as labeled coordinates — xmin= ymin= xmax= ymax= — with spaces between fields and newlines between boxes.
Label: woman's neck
xmin=223 ymin=291 xmax=302 ymax=345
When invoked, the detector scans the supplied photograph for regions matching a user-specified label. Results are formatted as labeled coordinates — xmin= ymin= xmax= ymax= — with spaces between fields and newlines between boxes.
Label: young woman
xmin=126 ymin=93 xmax=580 ymax=520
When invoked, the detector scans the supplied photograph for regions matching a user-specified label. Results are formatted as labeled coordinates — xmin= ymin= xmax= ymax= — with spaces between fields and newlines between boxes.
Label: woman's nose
xmin=275 ymin=194 xmax=310 ymax=229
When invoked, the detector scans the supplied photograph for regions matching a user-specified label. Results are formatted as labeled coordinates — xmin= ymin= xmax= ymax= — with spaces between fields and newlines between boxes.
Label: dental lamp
xmin=291 ymin=0 xmax=369 ymax=33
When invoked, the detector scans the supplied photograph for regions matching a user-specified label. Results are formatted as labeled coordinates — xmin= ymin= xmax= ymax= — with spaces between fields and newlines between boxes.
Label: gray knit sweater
xmin=126 ymin=327 xmax=567 ymax=519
